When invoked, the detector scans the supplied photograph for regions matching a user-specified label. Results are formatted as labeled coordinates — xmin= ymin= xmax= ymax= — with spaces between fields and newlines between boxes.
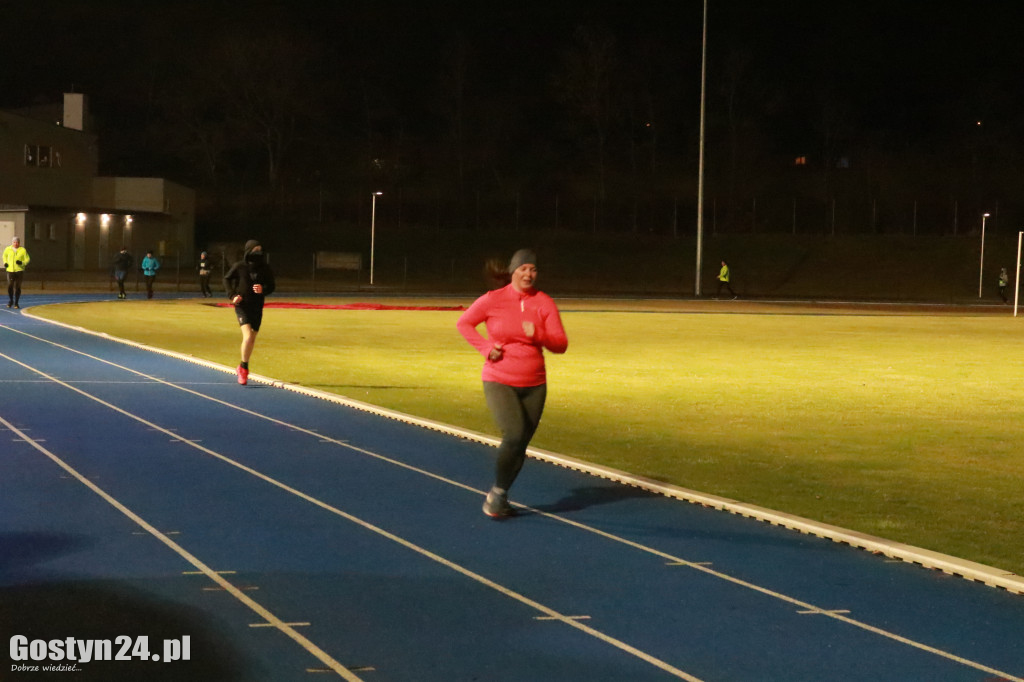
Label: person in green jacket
xmin=716 ymin=259 xmax=737 ymax=299
xmin=3 ymin=236 xmax=30 ymax=309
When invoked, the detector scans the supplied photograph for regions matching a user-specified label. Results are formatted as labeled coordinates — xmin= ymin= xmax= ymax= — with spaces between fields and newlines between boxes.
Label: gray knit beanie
xmin=508 ymin=248 xmax=537 ymax=273
xmin=244 ymin=240 xmax=261 ymax=256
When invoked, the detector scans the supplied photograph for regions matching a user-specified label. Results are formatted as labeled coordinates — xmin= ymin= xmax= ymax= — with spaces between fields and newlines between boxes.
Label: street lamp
xmin=694 ymin=0 xmax=708 ymax=296
xmin=370 ymin=192 xmax=383 ymax=285
xmin=978 ymin=212 xmax=990 ymax=299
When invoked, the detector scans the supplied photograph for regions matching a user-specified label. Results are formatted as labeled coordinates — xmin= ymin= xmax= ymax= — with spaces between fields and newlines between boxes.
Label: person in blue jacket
xmin=140 ymin=250 xmax=160 ymax=299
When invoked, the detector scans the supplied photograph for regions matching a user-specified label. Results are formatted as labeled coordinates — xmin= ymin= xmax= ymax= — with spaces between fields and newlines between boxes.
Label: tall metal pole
xmin=370 ymin=192 xmax=382 ymax=285
xmin=978 ymin=212 xmax=989 ymax=298
xmin=1015 ymin=231 xmax=1022 ymax=317
xmin=694 ymin=0 xmax=708 ymax=297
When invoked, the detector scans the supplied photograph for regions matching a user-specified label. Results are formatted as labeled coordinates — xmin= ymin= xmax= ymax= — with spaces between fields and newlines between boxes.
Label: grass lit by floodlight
xmin=33 ymin=297 xmax=1024 ymax=575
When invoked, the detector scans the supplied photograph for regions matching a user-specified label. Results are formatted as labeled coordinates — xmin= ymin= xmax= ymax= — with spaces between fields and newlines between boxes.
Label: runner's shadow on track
xmin=0 ymin=532 xmax=250 ymax=681
xmin=0 ymin=581 xmax=249 ymax=681
xmin=0 ymin=532 xmax=88 ymax=573
xmin=531 ymin=484 xmax=659 ymax=514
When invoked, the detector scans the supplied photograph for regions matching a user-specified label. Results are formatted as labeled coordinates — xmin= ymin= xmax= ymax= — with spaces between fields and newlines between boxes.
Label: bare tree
xmin=553 ymin=25 xmax=622 ymax=222
xmin=438 ymin=34 xmax=472 ymax=226
xmin=157 ymin=65 xmax=234 ymax=188
xmin=714 ymin=44 xmax=782 ymax=231
xmin=215 ymin=30 xmax=322 ymax=199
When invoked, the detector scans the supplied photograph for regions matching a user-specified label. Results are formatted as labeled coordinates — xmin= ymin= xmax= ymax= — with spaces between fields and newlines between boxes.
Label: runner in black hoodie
xmin=224 ymin=239 xmax=276 ymax=385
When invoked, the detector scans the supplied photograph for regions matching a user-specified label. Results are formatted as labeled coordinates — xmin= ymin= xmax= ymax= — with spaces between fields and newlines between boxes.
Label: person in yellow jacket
xmin=3 ymin=236 xmax=30 ymax=309
xmin=715 ymin=258 xmax=737 ymax=299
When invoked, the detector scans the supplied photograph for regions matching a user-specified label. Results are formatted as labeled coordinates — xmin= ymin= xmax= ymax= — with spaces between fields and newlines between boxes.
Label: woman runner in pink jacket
xmin=457 ymin=249 xmax=569 ymax=518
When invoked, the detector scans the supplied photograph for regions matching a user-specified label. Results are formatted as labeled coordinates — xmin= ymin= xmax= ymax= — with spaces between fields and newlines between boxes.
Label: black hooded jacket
xmin=223 ymin=241 xmax=276 ymax=307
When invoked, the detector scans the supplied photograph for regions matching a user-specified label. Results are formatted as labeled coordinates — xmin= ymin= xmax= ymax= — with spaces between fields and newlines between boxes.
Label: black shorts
xmin=235 ymin=304 xmax=264 ymax=332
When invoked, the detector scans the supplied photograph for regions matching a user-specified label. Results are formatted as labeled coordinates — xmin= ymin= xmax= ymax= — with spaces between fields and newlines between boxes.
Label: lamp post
xmin=694 ymin=0 xmax=708 ymax=297
xmin=978 ymin=212 xmax=990 ymax=299
xmin=370 ymin=192 xmax=382 ymax=285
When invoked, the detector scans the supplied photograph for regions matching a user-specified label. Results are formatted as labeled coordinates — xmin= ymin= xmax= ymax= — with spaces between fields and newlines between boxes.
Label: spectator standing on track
xmin=141 ymin=250 xmax=160 ymax=299
xmin=998 ymin=267 xmax=1009 ymax=304
xmin=224 ymin=240 xmax=276 ymax=386
xmin=197 ymin=250 xmax=213 ymax=297
xmin=112 ymin=246 xmax=133 ymax=299
xmin=716 ymin=259 xmax=737 ymax=300
xmin=3 ymin=236 xmax=30 ymax=309
xmin=457 ymin=248 xmax=569 ymax=518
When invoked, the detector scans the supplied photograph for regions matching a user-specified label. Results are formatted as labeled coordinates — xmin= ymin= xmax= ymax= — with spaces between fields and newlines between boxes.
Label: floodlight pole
xmin=1015 ymin=231 xmax=1023 ymax=317
xmin=978 ymin=212 xmax=989 ymax=299
xmin=370 ymin=192 xmax=382 ymax=285
xmin=694 ymin=0 xmax=708 ymax=297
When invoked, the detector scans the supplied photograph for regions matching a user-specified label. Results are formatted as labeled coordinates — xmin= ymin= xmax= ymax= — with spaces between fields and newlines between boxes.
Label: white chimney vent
xmin=63 ymin=93 xmax=87 ymax=131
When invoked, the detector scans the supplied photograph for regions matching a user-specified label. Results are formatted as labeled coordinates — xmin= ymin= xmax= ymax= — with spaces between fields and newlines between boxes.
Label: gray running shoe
xmin=482 ymin=489 xmax=514 ymax=518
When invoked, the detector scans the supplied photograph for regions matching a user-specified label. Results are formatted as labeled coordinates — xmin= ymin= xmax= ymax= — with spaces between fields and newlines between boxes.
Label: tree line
xmin=59 ymin=2 xmax=1024 ymax=237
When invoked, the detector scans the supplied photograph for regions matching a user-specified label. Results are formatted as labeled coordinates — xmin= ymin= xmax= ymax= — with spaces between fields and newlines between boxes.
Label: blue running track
xmin=1 ymin=295 xmax=1022 ymax=681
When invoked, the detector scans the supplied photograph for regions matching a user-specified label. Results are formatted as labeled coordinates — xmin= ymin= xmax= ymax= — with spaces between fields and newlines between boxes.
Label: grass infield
xmin=33 ymin=296 xmax=1024 ymax=576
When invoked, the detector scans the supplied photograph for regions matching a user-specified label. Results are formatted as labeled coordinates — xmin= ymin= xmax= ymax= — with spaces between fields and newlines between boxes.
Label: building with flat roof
xmin=0 ymin=93 xmax=194 ymax=271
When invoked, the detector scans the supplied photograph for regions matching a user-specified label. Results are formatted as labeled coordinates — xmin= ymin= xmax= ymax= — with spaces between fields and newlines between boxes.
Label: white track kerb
xmin=26 ymin=309 xmax=1024 ymax=597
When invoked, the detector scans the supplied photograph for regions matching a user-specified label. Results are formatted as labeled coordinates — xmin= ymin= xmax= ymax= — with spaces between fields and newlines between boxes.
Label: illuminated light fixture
xmin=76 ymin=213 xmax=87 ymax=225
xmin=101 ymin=214 xmax=111 ymax=228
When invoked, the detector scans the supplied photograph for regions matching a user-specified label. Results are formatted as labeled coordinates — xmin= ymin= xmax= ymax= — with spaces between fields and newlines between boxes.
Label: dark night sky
xmin=5 ymin=1 xmax=1024 ymax=166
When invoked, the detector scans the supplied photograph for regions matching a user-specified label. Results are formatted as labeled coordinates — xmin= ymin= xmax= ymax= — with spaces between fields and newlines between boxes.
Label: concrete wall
xmin=0 ymin=110 xmax=98 ymax=207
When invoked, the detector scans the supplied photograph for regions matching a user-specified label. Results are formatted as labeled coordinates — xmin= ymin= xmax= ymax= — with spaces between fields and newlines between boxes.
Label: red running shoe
xmin=236 ymin=365 xmax=248 ymax=385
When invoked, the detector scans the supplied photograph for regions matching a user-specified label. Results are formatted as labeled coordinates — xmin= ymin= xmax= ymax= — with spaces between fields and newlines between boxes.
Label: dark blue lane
xmin=1 ymin=334 xmax=677 ymax=681
xmin=1 ymin=299 xmax=1022 ymax=682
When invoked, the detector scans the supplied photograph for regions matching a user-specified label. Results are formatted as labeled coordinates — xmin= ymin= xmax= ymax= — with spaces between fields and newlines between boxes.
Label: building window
xmin=49 ymin=223 xmax=58 ymax=241
xmin=33 ymin=222 xmax=44 ymax=240
xmin=794 ymin=156 xmax=808 ymax=166
xmin=23 ymin=145 xmax=57 ymax=167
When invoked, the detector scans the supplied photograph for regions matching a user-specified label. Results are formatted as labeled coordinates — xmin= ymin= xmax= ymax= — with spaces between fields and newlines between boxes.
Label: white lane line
xmin=0 ymin=349 xmax=704 ymax=682
xmin=5 ymin=323 xmax=1023 ymax=682
xmin=0 ymin=411 xmax=363 ymax=682
xmin=18 ymin=314 xmax=1024 ymax=594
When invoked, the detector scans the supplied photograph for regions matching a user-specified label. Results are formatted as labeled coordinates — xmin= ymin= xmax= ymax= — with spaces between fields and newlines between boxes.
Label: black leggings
xmin=483 ymin=381 xmax=547 ymax=491
xmin=7 ymin=272 xmax=24 ymax=304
